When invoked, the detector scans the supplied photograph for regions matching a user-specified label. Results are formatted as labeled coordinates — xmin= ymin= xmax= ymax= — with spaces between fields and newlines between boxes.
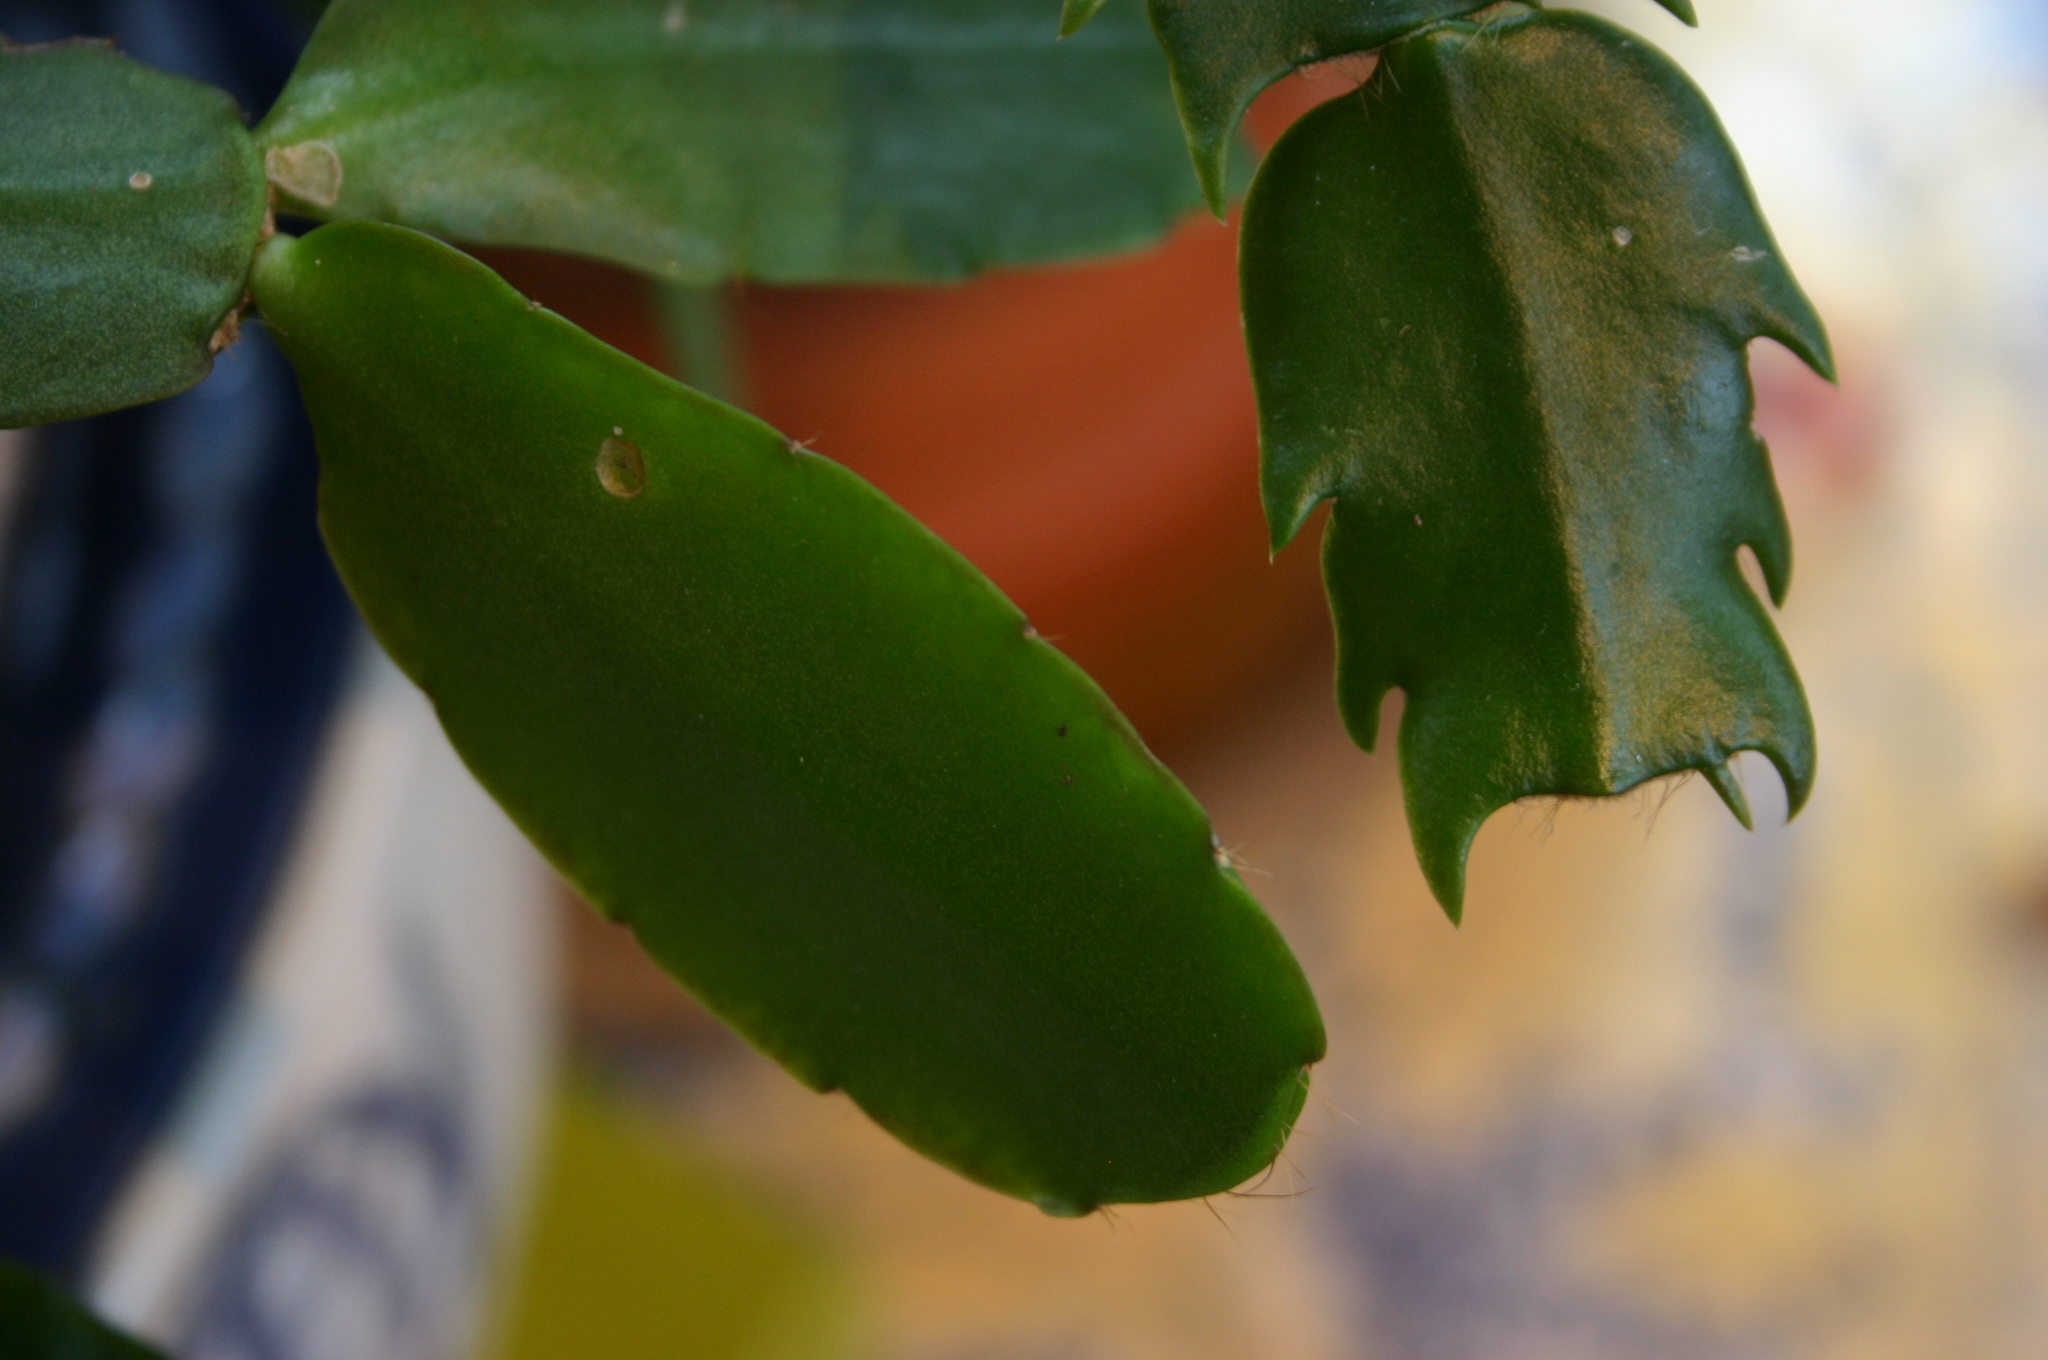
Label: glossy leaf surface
xmin=256 ymin=0 xmax=1201 ymax=284
xmin=0 ymin=39 xmax=266 ymax=427
xmin=1154 ymin=0 xmax=1697 ymax=214
xmin=251 ymin=222 xmax=1324 ymax=1212
xmin=1241 ymin=8 xmax=1830 ymax=917
xmin=0 ymin=1260 xmax=165 ymax=1359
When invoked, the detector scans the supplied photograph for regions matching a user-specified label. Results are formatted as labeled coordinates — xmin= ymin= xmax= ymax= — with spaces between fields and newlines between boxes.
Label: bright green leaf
xmin=1155 ymin=0 xmax=1700 ymax=216
xmin=255 ymin=0 xmax=1202 ymax=284
xmin=0 ymin=1260 xmax=166 ymax=1360
xmin=1240 ymin=8 xmax=1830 ymax=919
xmin=250 ymin=222 xmax=1324 ymax=1213
xmin=0 ymin=39 xmax=266 ymax=428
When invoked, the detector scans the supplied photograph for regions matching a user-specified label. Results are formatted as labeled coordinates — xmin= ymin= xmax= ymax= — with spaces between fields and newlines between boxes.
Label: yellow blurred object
xmin=487 ymin=1080 xmax=855 ymax=1360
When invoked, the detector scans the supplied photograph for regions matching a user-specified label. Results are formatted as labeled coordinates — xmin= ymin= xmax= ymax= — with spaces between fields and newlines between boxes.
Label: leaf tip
xmin=1654 ymin=0 xmax=1701 ymax=25
xmin=1263 ymin=473 xmax=1331 ymax=557
xmin=1702 ymin=761 xmax=1754 ymax=831
xmin=1057 ymin=0 xmax=1110 ymax=38
xmin=1805 ymin=328 xmax=1840 ymax=387
xmin=1744 ymin=527 xmax=1793 ymax=609
xmin=1407 ymin=798 xmax=1479 ymax=926
xmin=1194 ymin=142 xmax=1233 ymax=220
xmin=1758 ymin=736 xmax=1817 ymax=823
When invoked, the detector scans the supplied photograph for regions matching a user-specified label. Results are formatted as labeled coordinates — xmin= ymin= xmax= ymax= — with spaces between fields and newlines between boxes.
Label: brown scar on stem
xmin=209 ymin=293 xmax=251 ymax=353
xmin=211 ymin=205 xmax=279 ymax=355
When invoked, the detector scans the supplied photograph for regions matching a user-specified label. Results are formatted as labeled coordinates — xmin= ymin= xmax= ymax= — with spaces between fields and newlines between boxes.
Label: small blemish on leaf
xmin=1414 ymin=514 xmax=1424 ymax=526
xmin=1731 ymin=245 xmax=1768 ymax=263
xmin=664 ymin=1 xmax=687 ymax=33
xmin=264 ymin=141 xmax=342 ymax=209
xmin=1057 ymin=725 xmax=1068 ymax=738
xmin=128 ymin=171 xmax=152 ymax=191
xmin=1611 ymin=226 xmax=1634 ymax=247
xmin=596 ymin=436 xmax=647 ymax=499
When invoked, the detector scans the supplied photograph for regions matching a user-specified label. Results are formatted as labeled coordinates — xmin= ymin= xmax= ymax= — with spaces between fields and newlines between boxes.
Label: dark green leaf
xmin=1240 ymin=8 xmax=1830 ymax=918
xmin=1154 ymin=0 xmax=1699 ymax=215
xmin=0 ymin=39 xmax=266 ymax=428
xmin=0 ymin=1260 xmax=166 ymax=1360
xmin=255 ymin=0 xmax=1202 ymax=284
xmin=250 ymin=222 xmax=1324 ymax=1213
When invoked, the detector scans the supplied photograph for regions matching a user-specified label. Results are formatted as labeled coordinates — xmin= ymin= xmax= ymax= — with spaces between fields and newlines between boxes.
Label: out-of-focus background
xmin=4 ymin=0 xmax=2048 ymax=1356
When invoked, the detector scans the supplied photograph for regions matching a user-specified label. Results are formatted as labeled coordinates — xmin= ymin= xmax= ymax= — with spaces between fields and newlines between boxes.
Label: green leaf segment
xmin=250 ymin=222 xmax=1325 ymax=1214
xmin=0 ymin=38 xmax=266 ymax=427
xmin=0 ymin=1260 xmax=166 ymax=1360
xmin=1241 ymin=6 xmax=1831 ymax=919
xmin=254 ymin=0 xmax=1201 ymax=283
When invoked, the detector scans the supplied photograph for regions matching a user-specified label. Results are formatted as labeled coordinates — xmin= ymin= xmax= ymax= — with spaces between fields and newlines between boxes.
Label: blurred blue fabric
xmin=0 ymin=0 xmax=353 ymax=1282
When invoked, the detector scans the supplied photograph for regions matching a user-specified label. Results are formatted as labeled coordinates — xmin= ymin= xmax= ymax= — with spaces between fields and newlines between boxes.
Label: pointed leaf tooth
xmin=1747 ymin=522 xmax=1794 ymax=610
xmin=1653 ymin=0 xmax=1699 ymax=25
xmin=1760 ymin=300 xmax=1838 ymax=385
xmin=1762 ymin=738 xmax=1818 ymax=820
xmin=1405 ymin=783 xmax=1476 ymax=925
xmin=1702 ymin=761 xmax=1754 ymax=830
xmin=1331 ymin=662 xmax=1391 ymax=754
xmin=1060 ymin=0 xmax=1112 ymax=38
xmin=1733 ymin=246 xmax=1837 ymax=385
xmin=1187 ymin=115 xmax=1234 ymax=220
xmin=1259 ymin=469 xmax=1331 ymax=555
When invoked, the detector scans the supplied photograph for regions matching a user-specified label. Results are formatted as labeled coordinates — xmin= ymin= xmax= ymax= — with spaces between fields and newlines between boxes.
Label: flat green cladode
xmin=250 ymin=221 xmax=1324 ymax=1212
xmin=0 ymin=38 xmax=266 ymax=427
xmin=254 ymin=0 xmax=1204 ymax=284
xmin=1058 ymin=0 xmax=1697 ymax=215
xmin=0 ymin=1260 xmax=166 ymax=1360
xmin=1241 ymin=6 xmax=1832 ymax=919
